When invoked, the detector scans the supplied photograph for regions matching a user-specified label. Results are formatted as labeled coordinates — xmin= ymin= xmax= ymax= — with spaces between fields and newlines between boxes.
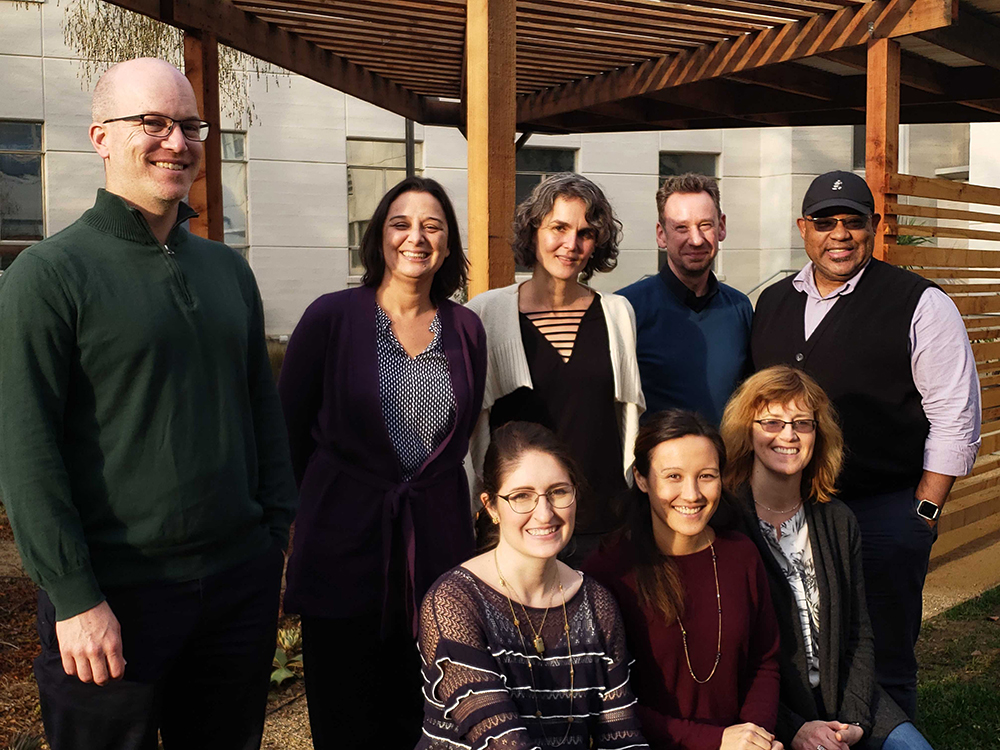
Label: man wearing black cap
xmin=751 ymin=170 xmax=981 ymax=721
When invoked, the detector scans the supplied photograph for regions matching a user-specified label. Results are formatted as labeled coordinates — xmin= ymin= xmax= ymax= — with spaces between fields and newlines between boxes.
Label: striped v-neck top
xmin=489 ymin=296 xmax=626 ymax=535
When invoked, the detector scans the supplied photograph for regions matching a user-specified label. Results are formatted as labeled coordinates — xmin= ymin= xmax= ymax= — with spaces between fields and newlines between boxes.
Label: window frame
xmin=220 ymin=130 xmax=250 ymax=258
xmin=346 ymin=138 xmax=424 ymax=280
xmin=0 ymin=119 xmax=45 ymax=275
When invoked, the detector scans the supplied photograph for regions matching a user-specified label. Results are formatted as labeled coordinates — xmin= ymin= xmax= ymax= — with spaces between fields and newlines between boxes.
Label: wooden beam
xmin=886 ymin=200 xmax=1000 ymax=224
xmin=183 ymin=30 xmax=224 ymax=242
xmin=467 ymin=0 xmax=516 ymax=296
xmin=102 ymin=0 xmax=430 ymax=122
xmin=517 ymin=0 xmax=954 ymax=122
xmin=918 ymin=12 xmax=1000 ymax=69
xmin=888 ymin=173 xmax=1000 ymax=205
xmin=866 ymin=37 xmax=900 ymax=262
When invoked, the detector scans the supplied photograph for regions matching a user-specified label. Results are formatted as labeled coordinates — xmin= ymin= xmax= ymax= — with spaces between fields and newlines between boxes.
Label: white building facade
xmin=3 ymin=0 xmax=996 ymax=336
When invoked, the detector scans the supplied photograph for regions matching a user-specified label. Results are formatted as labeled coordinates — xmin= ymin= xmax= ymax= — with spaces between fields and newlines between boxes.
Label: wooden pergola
xmin=106 ymin=0 xmax=1000 ymax=552
xmin=107 ymin=0 xmax=1000 ymax=292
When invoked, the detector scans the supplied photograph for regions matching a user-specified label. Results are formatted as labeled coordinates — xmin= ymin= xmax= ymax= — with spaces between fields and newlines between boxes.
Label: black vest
xmin=751 ymin=259 xmax=935 ymax=499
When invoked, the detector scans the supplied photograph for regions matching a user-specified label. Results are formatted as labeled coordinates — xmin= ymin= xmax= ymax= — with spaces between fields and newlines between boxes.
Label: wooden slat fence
xmin=883 ymin=173 xmax=1000 ymax=558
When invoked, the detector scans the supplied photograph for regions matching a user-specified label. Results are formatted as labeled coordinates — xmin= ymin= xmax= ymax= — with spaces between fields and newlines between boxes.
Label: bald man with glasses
xmin=750 ymin=170 xmax=980 ymax=725
xmin=0 ymin=58 xmax=296 ymax=749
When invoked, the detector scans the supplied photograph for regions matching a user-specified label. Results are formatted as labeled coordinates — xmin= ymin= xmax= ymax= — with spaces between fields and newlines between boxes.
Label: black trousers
xmin=35 ymin=542 xmax=284 ymax=750
xmin=848 ymin=488 xmax=937 ymax=721
xmin=301 ymin=612 xmax=424 ymax=750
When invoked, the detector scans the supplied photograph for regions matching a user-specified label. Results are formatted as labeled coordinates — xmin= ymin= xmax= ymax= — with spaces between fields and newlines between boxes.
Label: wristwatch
xmin=916 ymin=498 xmax=942 ymax=521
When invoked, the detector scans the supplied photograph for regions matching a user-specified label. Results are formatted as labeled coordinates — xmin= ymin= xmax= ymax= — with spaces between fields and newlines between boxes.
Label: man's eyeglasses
xmin=498 ymin=484 xmax=577 ymax=514
xmin=805 ymin=216 xmax=870 ymax=232
xmin=102 ymin=114 xmax=211 ymax=142
xmin=754 ymin=419 xmax=818 ymax=434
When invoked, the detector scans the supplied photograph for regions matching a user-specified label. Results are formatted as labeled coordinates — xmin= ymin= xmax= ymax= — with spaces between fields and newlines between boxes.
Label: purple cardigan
xmin=278 ymin=286 xmax=487 ymax=627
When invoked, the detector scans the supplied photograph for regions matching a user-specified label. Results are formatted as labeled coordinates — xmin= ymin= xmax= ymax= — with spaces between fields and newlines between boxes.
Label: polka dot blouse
xmin=376 ymin=303 xmax=457 ymax=481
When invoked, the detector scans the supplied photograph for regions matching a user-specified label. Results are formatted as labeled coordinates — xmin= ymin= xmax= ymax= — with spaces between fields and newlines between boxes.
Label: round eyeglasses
xmin=754 ymin=419 xmax=817 ymax=434
xmin=498 ymin=484 xmax=577 ymax=514
xmin=103 ymin=114 xmax=211 ymax=142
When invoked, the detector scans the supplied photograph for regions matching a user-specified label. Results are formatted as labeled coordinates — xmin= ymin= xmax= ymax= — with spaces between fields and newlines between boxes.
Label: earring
xmin=491 ymin=515 xmax=499 ymax=525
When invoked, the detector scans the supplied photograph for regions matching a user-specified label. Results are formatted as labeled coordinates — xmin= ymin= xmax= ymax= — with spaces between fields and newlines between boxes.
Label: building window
xmin=222 ymin=131 xmax=249 ymax=257
xmin=0 ymin=120 xmax=44 ymax=274
xmin=852 ymin=124 xmax=866 ymax=171
xmin=515 ymin=148 xmax=576 ymax=206
xmin=657 ymin=152 xmax=720 ymax=270
xmin=659 ymin=151 xmax=718 ymax=179
xmin=347 ymin=140 xmax=424 ymax=276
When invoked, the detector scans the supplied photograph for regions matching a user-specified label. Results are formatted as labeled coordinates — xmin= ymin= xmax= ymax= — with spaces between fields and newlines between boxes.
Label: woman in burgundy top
xmin=584 ymin=410 xmax=782 ymax=750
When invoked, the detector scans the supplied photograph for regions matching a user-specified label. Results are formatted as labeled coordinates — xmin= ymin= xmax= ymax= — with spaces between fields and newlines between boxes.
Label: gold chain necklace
xmin=675 ymin=541 xmax=722 ymax=684
xmin=754 ymin=498 xmax=802 ymax=514
xmin=494 ymin=549 xmax=576 ymax=745
xmin=494 ymin=549 xmax=553 ymax=654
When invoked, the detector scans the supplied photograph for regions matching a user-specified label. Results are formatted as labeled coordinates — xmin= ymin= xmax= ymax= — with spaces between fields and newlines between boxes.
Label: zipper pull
xmin=165 ymin=244 xmax=175 ymax=256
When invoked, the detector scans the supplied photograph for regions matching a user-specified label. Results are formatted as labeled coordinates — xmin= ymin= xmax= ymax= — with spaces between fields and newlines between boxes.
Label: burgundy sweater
xmin=584 ymin=531 xmax=780 ymax=750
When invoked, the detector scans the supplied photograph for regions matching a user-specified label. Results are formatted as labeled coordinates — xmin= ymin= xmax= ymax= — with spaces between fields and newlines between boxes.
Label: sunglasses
xmin=805 ymin=216 xmax=870 ymax=232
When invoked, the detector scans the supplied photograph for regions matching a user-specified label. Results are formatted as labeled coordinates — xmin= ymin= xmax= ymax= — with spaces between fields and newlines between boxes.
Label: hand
xmin=54 ymin=600 xmax=125 ymax=686
xmin=791 ymin=720 xmax=851 ymax=750
xmin=835 ymin=724 xmax=864 ymax=746
xmin=721 ymin=723 xmax=777 ymax=750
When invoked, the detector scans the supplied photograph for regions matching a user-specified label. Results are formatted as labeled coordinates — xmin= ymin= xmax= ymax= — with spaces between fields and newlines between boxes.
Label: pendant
xmin=533 ymin=635 xmax=545 ymax=655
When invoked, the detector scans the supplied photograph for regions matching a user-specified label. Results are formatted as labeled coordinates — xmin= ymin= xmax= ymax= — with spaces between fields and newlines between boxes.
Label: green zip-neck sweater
xmin=0 ymin=189 xmax=297 ymax=619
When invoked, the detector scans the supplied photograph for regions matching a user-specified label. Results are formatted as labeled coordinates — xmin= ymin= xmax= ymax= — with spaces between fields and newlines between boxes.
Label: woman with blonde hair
xmin=720 ymin=366 xmax=932 ymax=750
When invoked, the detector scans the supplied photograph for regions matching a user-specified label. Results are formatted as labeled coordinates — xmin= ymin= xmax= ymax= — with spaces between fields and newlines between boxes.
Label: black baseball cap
xmin=802 ymin=170 xmax=875 ymax=217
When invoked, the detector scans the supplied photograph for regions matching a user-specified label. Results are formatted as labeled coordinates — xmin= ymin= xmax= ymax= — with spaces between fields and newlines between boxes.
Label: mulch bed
xmin=0 ymin=574 xmax=44 ymax=747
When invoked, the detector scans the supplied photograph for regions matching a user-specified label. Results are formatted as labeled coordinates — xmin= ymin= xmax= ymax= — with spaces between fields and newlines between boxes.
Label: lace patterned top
xmin=416 ymin=567 xmax=649 ymax=750
xmin=757 ymin=507 xmax=821 ymax=688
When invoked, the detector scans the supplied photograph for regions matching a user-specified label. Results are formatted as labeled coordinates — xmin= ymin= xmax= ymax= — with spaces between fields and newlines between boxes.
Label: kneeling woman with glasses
xmin=584 ymin=410 xmax=782 ymax=750
xmin=720 ymin=366 xmax=933 ymax=750
xmin=415 ymin=421 xmax=648 ymax=750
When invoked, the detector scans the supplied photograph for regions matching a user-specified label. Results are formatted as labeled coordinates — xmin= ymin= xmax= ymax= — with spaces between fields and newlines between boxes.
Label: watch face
xmin=916 ymin=499 xmax=940 ymax=520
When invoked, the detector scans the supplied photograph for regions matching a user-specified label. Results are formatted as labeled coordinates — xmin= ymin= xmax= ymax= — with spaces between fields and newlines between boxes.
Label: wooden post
xmin=184 ymin=30 xmax=224 ymax=242
xmin=466 ymin=0 xmax=516 ymax=297
xmin=866 ymin=37 xmax=900 ymax=261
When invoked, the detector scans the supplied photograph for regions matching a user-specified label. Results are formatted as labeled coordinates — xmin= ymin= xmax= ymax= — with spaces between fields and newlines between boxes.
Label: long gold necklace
xmin=494 ymin=549 xmax=576 ymax=745
xmin=675 ymin=541 xmax=722 ymax=684
xmin=494 ymin=549 xmax=553 ymax=654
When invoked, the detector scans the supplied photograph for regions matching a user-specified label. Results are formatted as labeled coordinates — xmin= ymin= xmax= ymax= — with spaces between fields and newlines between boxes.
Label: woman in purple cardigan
xmin=277 ymin=176 xmax=487 ymax=750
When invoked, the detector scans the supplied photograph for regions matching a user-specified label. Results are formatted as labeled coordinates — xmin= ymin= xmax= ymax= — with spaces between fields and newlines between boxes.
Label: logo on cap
xmin=832 ymin=180 xmax=843 ymax=190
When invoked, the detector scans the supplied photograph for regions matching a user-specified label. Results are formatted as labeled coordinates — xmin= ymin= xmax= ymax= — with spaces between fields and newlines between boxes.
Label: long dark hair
xmin=359 ymin=176 xmax=468 ymax=304
xmin=621 ymin=410 xmax=727 ymax=625
xmin=478 ymin=421 xmax=586 ymax=551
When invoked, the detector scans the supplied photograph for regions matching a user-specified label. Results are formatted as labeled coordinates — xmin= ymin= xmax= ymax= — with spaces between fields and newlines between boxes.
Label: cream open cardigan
xmin=464 ymin=282 xmax=646 ymax=506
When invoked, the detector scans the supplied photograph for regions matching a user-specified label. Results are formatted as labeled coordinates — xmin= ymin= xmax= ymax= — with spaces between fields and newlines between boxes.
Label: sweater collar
xmin=659 ymin=261 xmax=719 ymax=312
xmin=81 ymin=188 xmax=199 ymax=246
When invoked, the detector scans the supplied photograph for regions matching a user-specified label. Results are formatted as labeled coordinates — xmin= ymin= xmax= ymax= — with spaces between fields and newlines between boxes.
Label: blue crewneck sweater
xmin=618 ymin=268 xmax=752 ymax=424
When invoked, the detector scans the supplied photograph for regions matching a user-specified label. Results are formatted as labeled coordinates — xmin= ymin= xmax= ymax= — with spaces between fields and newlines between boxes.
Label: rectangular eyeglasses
xmin=754 ymin=419 xmax=817 ymax=434
xmin=102 ymin=114 xmax=211 ymax=142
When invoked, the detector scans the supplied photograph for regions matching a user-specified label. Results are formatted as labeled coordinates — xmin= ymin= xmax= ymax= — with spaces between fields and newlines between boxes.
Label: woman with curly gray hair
xmin=466 ymin=172 xmax=645 ymax=566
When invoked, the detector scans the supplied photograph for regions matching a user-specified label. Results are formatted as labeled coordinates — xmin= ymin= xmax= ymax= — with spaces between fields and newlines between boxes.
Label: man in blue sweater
xmin=618 ymin=173 xmax=752 ymax=424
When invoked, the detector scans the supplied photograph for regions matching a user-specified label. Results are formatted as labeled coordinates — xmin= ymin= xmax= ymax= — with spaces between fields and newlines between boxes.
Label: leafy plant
xmin=895 ymin=217 xmax=934 ymax=246
xmin=270 ymin=626 xmax=303 ymax=687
